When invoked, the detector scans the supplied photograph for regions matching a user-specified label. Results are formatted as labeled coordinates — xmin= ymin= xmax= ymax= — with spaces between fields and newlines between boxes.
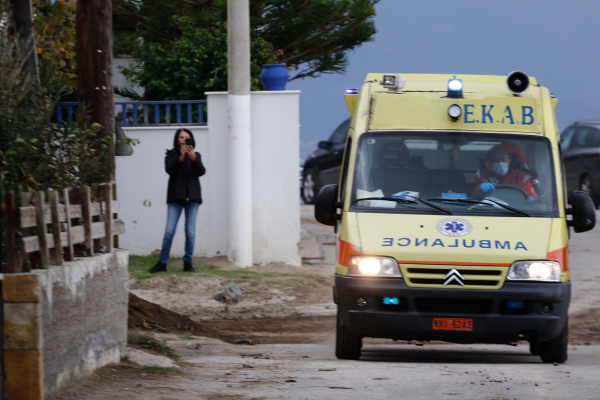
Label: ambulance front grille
xmin=401 ymin=265 xmax=507 ymax=290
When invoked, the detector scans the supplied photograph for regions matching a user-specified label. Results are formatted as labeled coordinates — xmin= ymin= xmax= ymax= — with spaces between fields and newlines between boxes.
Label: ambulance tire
xmin=539 ymin=318 xmax=568 ymax=364
xmin=335 ymin=310 xmax=362 ymax=360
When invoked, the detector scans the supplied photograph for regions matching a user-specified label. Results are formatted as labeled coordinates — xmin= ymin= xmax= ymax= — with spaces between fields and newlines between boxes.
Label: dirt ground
xmin=128 ymin=258 xmax=600 ymax=347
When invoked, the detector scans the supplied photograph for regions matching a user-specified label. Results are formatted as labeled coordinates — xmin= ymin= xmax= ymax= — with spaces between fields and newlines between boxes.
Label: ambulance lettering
xmin=381 ymin=237 xmax=528 ymax=251
xmin=481 ymin=105 xmax=494 ymax=124
xmin=522 ymin=106 xmax=534 ymax=125
xmin=463 ymin=104 xmax=535 ymax=126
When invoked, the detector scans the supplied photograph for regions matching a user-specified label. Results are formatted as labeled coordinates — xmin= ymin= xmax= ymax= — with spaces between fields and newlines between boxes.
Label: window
xmin=585 ymin=129 xmax=600 ymax=147
xmin=330 ymin=119 xmax=351 ymax=144
xmin=351 ymin=131 xmax=557 ymax=217
xmin=560 ymin=128 xmax=575 ymax=150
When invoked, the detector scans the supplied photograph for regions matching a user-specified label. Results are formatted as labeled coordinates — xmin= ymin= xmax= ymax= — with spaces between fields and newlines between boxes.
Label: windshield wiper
xmin=428 ymin=197 xmax=530 ymax=217
xmin=402 ymin=195 xmax=452 ymax=215
xmin=353 ymin=196 xmax=416 ymax=204
xmin=479 ymin=198 xmax=530 ymax=217
xmin=353 ymin=196 xmax=452 ymax=214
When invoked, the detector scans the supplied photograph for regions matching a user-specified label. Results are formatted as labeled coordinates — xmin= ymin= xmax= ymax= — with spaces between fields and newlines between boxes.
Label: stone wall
xmin=33 ymin=249 xmax=129 ymax=394
xmin=3 ymin=273 xmax=44 ymax=400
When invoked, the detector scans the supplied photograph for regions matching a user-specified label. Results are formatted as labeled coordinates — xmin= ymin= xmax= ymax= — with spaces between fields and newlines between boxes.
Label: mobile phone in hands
xmin=185 ymin=138 xmax=193 ymax=146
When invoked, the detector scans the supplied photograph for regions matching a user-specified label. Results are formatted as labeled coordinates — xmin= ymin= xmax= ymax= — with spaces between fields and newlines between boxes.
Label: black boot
xmin=149 ymin=262 xmax=167 ymax=273
xmin=183 ymin=262 xmax=196 ymax=272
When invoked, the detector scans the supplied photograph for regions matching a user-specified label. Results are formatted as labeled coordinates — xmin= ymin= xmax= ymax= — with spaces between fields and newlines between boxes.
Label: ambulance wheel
xmin=335 ymin=310 xmax=362 ymax=360
xmin=539 ymin=319 xmax=568 ymax=364
xmin=301 ymin=169 xmax=319 ymax=205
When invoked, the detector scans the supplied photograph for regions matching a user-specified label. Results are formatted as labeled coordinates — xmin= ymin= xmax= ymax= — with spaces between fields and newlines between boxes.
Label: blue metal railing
xmin=55 ymin=100 xmax=207 ymax=126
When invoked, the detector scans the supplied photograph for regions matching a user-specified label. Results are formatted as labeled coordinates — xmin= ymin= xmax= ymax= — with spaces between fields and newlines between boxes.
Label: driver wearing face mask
xmin=473 ymin=145 xmax=538 ymax=203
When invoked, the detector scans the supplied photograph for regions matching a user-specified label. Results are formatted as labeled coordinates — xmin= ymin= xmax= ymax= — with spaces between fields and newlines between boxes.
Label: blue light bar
xmin=447 ymin=78 xmax=463 ymax=98
xmin=346 ymin=88 xmax=358 ymax=94
xmin=383 ymin=297 xmax=400 ymax=305
xmin=506 ymin=301 xmax=525 ymax=309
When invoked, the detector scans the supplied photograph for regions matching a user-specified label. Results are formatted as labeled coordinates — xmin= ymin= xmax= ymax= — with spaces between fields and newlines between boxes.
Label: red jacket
xmin=474 ymin=168 xmax=539 ymax=200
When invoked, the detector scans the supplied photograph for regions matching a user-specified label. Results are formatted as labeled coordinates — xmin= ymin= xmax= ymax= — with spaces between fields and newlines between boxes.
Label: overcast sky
xmin=288 ymin=0 xmax=600 ymax=159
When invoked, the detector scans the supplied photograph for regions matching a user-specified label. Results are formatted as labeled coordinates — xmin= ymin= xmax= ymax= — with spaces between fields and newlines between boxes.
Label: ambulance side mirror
xmin=314 ymin=184 xmax=339 ymax=226
xmin=568 ymin=190 xmax=596 ymax=233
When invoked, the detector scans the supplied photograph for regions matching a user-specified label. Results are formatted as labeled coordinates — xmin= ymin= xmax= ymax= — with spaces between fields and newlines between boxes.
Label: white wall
xmin=113 ymin=57 xmax=144 ymax=100
xmin=115 ymin=91 xmax=301 ymax=266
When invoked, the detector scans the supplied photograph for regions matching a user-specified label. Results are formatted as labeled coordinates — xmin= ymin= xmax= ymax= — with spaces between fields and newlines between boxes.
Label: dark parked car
xmin=561 ymin=120 xmax=600 ymax=207
xmin=301 ymin=118 xmax=350 ymax=204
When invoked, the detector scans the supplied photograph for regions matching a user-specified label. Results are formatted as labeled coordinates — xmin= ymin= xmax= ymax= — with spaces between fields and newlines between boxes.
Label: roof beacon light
xmin=346 ymin=88 xmax=358 ymax=94
xmin=448 ymin=104 xmax=462 ymax=122
xmin=447 ymin=77 xmax=463 ymax=98
xmin=507 ymin=71 xmax=530 ymax=96
xmin=382 ymin=73 xmax=406 ymax=93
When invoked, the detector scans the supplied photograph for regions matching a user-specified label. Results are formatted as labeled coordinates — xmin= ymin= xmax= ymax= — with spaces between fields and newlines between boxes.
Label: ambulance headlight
xmin=448 ymin=104 xmax=462 ymax=121
xmin=348 ymin=255 xmax=402 ymax=277
xmin=382 ymin=73 xmax=406 ymax=92
xmin=447 ymin=78 xmax=463 ymax=98
xmin=507 ymin=261 xmax=561 ymax=282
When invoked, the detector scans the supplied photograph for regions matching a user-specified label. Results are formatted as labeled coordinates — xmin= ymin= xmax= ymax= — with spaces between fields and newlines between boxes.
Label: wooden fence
xmin=3 ymin=182 xmax=125 ymax=273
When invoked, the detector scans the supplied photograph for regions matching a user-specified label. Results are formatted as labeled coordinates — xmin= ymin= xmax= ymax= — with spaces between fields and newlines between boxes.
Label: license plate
xmin=432 ymin=318 xmax=473 ymax=331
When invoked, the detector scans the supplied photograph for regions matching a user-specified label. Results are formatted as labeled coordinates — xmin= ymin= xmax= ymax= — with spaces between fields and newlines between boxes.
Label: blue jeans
xmin=159 ymin=201 xmax=200 ymax=264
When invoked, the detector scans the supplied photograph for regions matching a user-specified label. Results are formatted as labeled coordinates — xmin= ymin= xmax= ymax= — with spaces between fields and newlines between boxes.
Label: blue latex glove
xmin=526 ymin=196 xmax=535 ymax=204
xmin=480 ymin=182 xmax=495 ymax=193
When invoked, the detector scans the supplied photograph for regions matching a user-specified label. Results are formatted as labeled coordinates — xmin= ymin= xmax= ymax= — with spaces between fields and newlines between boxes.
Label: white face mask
xmin=492 ymin=162 xmax=509 ymax=176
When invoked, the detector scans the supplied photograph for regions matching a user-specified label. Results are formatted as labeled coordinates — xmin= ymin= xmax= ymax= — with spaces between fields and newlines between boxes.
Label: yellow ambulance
xmin=314 ymin=72 xmax=596 ymax=363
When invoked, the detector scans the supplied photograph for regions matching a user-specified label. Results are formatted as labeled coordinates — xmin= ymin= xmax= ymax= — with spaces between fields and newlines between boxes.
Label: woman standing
xmin=149 ymin=128 xmax=206 ymax=273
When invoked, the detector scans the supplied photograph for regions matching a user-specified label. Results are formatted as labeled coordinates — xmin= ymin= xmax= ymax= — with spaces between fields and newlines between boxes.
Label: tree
xmin=113 ymin=0 xmax=378 ymax=99
xmin=33 ymin=0 xmax=78 ymax=95
xmin=77 ymin=0 xmax=116 ymax=182
xmin=0 ymin=0 xmax=110 ymax=193
xmin=250 ymin=0 xmax=379 ymax=80
xmin=119 ymin=18 xmax=277 ymax=100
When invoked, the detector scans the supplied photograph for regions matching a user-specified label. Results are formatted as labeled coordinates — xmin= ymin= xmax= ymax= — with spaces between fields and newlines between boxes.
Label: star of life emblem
xmin=437 ymin=218 xmax=472 ymax=237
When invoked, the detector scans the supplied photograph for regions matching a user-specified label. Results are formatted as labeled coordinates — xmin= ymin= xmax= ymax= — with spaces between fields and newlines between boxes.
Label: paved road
xmin=182 ymin=340 xmax=600 ymax=400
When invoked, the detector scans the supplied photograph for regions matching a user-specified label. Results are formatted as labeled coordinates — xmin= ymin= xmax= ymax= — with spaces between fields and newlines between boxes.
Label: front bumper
xmin=335 ymin=275 xmax=570 ymax=344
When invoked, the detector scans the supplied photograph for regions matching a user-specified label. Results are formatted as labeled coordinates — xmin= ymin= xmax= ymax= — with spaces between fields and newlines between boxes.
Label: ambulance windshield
xmin=351 ymin=131 xmax=558 ymax=217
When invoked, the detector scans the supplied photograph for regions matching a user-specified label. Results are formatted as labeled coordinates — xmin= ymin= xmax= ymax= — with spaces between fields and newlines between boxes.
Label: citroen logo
xmin=443 ymin=269 xmax=465 ymax=286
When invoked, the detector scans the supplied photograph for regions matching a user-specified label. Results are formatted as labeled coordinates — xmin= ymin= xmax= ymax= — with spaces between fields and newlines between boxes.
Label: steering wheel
xmin=494 ymin=184 xmax=529 ymax=200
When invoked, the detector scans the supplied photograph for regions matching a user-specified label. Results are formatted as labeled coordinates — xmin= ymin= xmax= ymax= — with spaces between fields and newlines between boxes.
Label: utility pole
xmin=227 ymin=0 xmax=253 ymax=268
xmin=9 ymin=0 xmax=39 ymax=93
xmin=76 ymin=0 xmax=115 ymax=182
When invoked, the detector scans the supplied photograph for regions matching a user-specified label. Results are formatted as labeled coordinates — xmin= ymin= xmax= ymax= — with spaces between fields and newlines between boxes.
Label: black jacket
xmin=165 ymin=148 xmax=206 ymax=204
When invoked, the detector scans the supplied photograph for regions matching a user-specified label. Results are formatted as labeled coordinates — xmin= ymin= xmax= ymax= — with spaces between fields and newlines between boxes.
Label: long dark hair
xmin=173 ymin=128 xmax=195 ymax=149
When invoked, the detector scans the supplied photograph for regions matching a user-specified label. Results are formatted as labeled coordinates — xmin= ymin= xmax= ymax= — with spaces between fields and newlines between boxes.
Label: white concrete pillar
xmin=227 ymin=0 xmax=253 ymax=267
xmin=227 ymin=95 xmax=253 ymax=267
